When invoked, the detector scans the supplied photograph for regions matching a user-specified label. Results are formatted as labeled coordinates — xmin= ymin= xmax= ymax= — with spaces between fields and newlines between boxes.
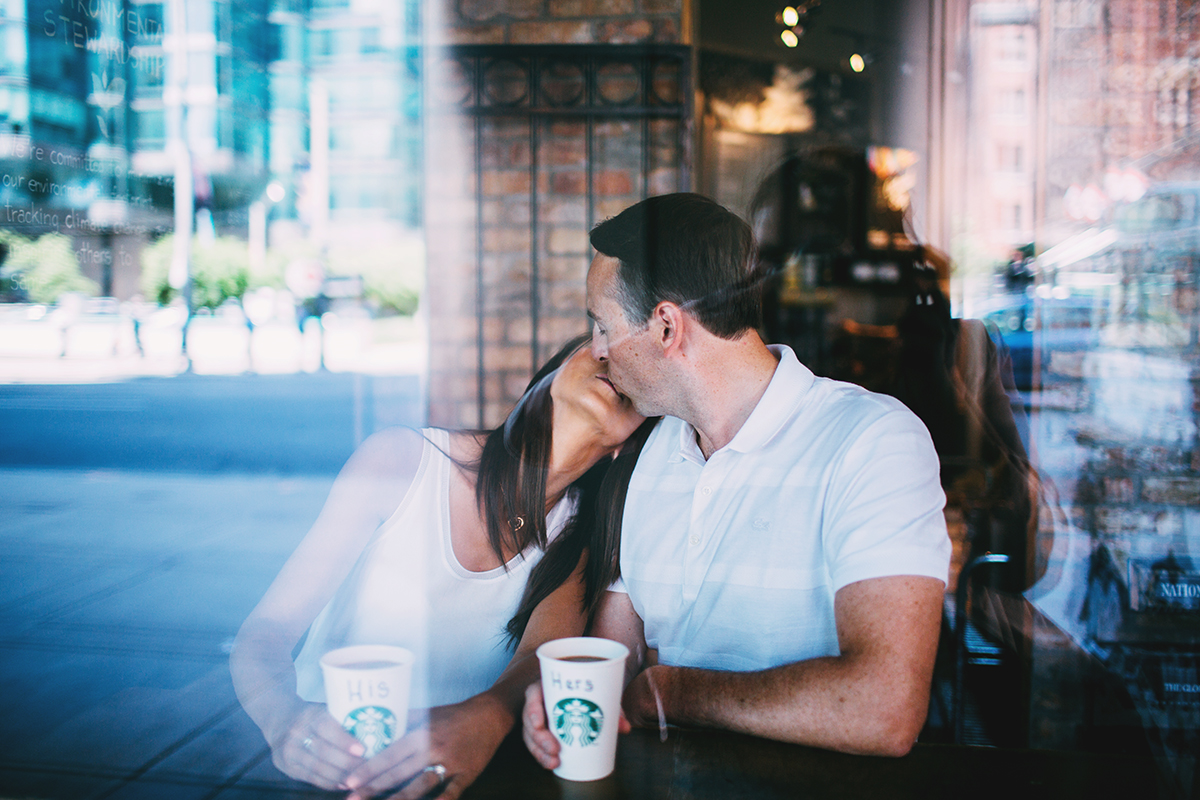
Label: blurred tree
xmin=0 ymin=231 xmax=98 ymax=304
xmin=326 ymin=237 xmax=424 ymax=316
xmin=0 ymin=233 xmax=20 ymax=301
xmin=140 ymin=234 xmax=424 ymax=316
xmin=141 ymin=234 xmax=254 ymax=310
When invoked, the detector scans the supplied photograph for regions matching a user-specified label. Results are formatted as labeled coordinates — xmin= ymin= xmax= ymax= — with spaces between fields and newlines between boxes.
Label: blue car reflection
xmin=979 ymin=293 xmax=1102 ymax=391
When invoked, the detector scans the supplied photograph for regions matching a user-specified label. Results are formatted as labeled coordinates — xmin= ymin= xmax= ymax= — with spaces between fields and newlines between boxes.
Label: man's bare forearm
xmin=627 ymin=652 xmax=929 ymax=756
xmin=623 ymin=576 xmax=944 ymax=757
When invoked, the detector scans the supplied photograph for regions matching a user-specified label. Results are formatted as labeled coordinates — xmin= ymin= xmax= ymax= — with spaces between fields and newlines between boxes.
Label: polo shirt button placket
xmin=684 ymin=477 xmax=712 ymax=596
xmin=691 ymin=485 xmax=712 ymax=548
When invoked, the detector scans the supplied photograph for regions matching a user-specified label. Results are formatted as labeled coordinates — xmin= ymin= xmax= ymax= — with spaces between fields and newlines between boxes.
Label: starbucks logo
xmin=551 ymin=697 xmax=603 ymax=747
xmin=342 ymin=705 xmax=397 ymax=757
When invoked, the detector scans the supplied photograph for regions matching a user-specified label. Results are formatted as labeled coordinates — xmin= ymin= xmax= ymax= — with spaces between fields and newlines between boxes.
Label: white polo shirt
xmin=615 ymin=345 xmax=949 ymax=672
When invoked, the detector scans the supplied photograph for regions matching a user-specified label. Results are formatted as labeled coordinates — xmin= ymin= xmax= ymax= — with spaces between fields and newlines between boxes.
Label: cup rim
xmin=318 ymin=644 xmax=416 ymax=669
xmin=536 ymin=636 xmax=629 ymax=663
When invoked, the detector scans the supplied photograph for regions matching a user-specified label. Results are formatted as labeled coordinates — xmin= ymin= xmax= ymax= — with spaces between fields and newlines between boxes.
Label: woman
xmin=230 ymin=334 xmax=648 ymax=800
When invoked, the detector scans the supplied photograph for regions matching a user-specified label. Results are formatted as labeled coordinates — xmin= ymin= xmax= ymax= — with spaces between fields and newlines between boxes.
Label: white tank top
xmin=294 ymin=428 xmax=573 ymax=708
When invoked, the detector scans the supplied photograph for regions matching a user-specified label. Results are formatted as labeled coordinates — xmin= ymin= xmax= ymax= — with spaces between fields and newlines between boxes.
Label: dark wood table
xmin=462 ymin=728 xmax=1164 ymax=800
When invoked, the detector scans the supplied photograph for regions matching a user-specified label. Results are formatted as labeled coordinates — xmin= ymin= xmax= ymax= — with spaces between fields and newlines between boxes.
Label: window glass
xmin=0 ymin=0 xmax=422 ymax=358
xmin=942 ymin=4 xmax=1200 ymax=789
xmin=1115 ymin=191 xmax=1198 ymax=233
xmin=1 ymin=0 xmax=430 ymax=792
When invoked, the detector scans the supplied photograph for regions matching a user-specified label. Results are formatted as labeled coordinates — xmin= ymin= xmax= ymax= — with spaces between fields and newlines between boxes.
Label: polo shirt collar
xmin=671 ymin=345 xmax=815 ymax=461
xmin=725 ymin=345 xmax=813 ymax=453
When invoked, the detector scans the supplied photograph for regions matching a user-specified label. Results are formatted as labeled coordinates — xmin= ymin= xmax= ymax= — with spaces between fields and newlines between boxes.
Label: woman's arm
xmin=341 ymin=556 xmax=590 ymax=800
xmin=229 ymin=427 xmax=425 ymax=790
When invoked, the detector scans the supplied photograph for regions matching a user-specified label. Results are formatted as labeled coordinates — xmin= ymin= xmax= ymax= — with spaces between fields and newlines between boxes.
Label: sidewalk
xmin=0 ymin=467 xmax=341 ymax=799
xmin=0 ymin=308 xmax=429 ymax=798
xmin=0 ymin=305 xmax=426 ymax=384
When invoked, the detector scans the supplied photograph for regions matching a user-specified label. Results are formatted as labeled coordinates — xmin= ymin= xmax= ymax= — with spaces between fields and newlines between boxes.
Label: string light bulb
xmin=849 ymin=53 xmax=865 ymax=72
xmin=776 ymin=2 xmax=819 ymax=49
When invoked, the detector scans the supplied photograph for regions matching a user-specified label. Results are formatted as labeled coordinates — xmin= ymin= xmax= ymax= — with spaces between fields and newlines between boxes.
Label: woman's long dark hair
xmin=473 ymin=336 xmax=584 ymax=573
xmin=465 ymin=332 xmax=657 ymax=644
xmin=505 ymin=415 xmax=657 ymax=644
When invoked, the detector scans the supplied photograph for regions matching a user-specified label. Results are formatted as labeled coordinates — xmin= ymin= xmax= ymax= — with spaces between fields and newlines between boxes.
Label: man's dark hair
xmin=589 ymin=192 xmax=762 ymax=338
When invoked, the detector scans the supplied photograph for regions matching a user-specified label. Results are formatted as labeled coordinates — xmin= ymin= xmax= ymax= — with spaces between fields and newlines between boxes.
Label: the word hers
xmin=548 ymin=670 xmax=594 ymax=693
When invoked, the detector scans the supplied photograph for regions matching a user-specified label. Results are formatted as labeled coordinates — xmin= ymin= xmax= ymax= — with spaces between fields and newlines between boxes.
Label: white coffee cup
xmin=319 ymin=644 xmax=415 ymax=758
xmin=536 ymin=636 xmax=629 ymax=781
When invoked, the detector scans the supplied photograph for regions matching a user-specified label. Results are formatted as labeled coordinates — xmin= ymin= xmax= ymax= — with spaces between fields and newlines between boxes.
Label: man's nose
xmin=590 ymin=339 xmax=607 ymax=362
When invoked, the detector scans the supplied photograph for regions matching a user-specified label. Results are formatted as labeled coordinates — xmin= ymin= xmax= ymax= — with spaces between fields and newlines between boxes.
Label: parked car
xmin=978 ymin=292 xmax=1103 ymax=391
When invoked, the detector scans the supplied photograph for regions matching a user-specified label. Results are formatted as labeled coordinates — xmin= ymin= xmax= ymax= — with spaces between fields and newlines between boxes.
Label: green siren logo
xmin=552 ymin=697 xmax=603 ymax=746
xmin=342 ymin=705 xmax=397 ymax=757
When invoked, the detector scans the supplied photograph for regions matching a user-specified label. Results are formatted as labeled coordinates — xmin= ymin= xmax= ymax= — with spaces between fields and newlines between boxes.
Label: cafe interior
xmin=1 ymin=0 xmax=1198 ymax=797
xmin=420 ymin=1 xmax=1199 ymax=792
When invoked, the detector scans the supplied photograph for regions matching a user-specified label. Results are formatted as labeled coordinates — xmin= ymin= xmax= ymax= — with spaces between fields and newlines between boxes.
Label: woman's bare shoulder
xmin=446 ymin=430 xmax=485 ymax=464
xmin=340 ymin=426 xmax=432 ymax=482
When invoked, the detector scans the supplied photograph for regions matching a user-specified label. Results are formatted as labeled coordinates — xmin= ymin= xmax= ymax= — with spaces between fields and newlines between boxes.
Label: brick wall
xmin=1044 ymin=0 xmax=1200 ymax=219
xmin=429 ymin=0 xmax=688 ymax=47
xmin=424 ymin=0 xmax=692 ymax=428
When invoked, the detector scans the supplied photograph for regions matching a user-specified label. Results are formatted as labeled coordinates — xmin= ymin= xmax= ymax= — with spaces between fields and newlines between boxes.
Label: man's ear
xmin=653 ymin=301 xmax=686 ymax=356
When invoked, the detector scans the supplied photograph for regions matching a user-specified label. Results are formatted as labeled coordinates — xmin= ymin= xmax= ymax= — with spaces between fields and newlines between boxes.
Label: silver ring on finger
xmin=302 ymin=736 xmax=314 ymax=750
xmin=422 ymin=763 xmax=447 ymax=782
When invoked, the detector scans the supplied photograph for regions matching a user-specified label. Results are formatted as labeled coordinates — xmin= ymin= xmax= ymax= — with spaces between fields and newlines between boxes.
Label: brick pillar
xmin=424 ymin=0 xmax=693 ymax=428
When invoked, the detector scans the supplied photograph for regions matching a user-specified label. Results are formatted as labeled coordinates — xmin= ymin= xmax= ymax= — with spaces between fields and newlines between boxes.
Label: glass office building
xmin=0 ymin=0 xmax=421 ymax=300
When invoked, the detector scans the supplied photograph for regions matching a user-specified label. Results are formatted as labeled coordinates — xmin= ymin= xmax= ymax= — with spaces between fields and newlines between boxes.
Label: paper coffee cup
xmin=536 ymin=636 xmax=629 ymax=781
xmin=319 ymin=644 xmax=415 ymax=758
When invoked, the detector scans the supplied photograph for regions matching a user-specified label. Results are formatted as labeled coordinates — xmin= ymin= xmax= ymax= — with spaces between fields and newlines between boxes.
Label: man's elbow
xmin=862 ymin=700 xmax=926 ymax=757
xmin=831 ymin=677 xmax=928 ymax=757
xmin=870 ymin=728 xmax=919 ymax=758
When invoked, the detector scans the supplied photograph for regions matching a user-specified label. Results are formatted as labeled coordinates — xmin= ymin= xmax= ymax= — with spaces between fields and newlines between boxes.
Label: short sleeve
xmin=824 ymin=404 xmax=951 ymax=591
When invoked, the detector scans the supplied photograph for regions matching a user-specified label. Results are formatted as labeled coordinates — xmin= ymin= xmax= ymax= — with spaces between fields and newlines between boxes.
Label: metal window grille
xmin=429 ymin=44 xmax=693 ymax=427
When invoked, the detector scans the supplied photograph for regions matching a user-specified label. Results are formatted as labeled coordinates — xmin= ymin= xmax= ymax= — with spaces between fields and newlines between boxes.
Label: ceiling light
xmin=782 ymin=6 xmax=800 ymax=26
xmin=849 ymin=53 xmax=865 ymax=72
xmin=781 ymin=29 xmax=799 ymax=47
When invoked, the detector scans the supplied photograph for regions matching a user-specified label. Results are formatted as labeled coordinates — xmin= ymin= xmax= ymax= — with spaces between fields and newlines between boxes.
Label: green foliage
xmin=139 ymin=233 xmax=425 ymax=316
xmin=0 ymin=230 xmax=25 ymax=300
xmin=139 ymin=237 xmax=173 ymax=305
xmin=0 ymin=231 xmax=97 ymax=304
xmin=326 ymin=236 xmax=424 ymax=316
xmin=141 ymin=234 xmax=254 ymax=310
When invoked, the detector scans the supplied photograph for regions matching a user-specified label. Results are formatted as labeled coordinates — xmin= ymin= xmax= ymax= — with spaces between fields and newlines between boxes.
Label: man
xmin=523 ymin=193 xmax=950 ymax=759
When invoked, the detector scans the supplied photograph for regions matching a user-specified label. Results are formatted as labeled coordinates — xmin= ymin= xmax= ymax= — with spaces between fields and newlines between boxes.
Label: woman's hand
xmin=521 ymin=682 xmax=561 ymax=770
xmin=522 ymin=681 xmax=631 ymax=771
xmin=266 ymin=701 xmax=366 ymax=790
xmin=342 ymin=696 xmax=514 ymax=800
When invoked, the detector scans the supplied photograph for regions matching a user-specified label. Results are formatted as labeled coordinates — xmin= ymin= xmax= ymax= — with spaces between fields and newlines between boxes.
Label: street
xmin=0 ymin=371 xmax=423 ymax=473
xmin=0 ymin=332 xmax=427 ymax=797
